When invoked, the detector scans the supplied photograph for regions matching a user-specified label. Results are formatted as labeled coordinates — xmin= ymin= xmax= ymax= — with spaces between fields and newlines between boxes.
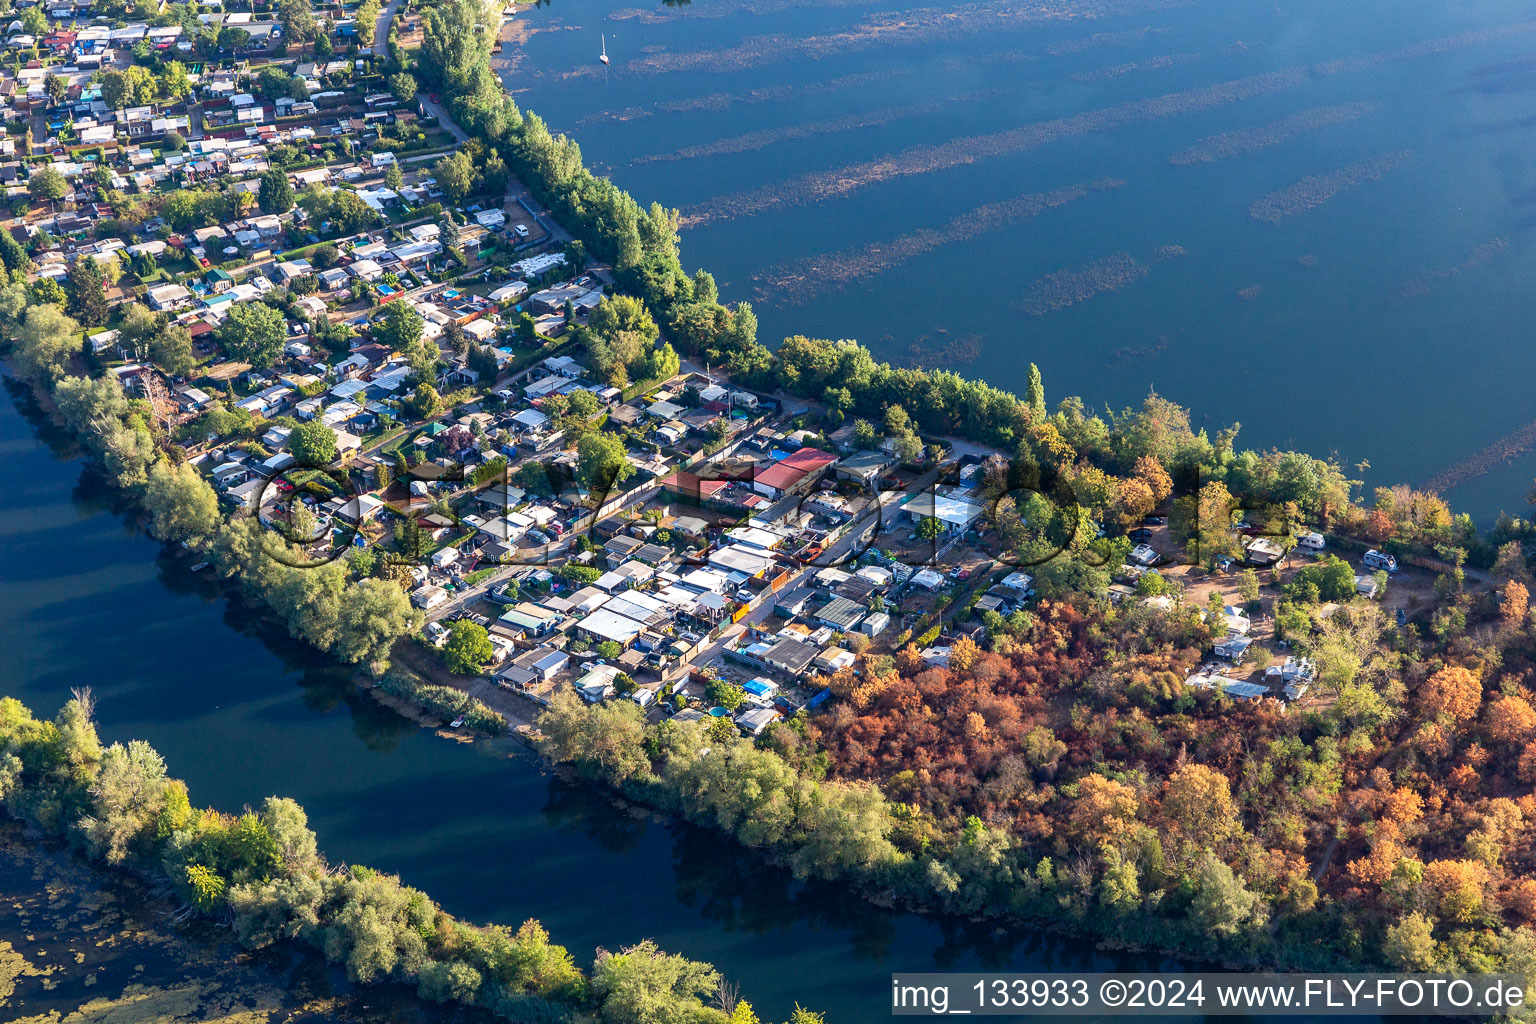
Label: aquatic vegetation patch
xmin=751 ymin=179 xmax=1125 ymax=304
xmin=577 ymin=70 xmax=907 ymax=126
xmin=1248 ymin=150 xmax=1413 ymax=223
xmin=631 ymin=100 xmax=949 ymax=164
xmin=1070 ymin=51 xmax=1202 ymax=83
xmin=1167 ymin=102 xmax=1377 ymax=165
xmin=1018 ymin=252 xmax=1149 ymax=316
xmin=1399 ymin=237 xmax=1509 ymax=298
xmin=1421 ymin=415 xmax=1536 ymax=495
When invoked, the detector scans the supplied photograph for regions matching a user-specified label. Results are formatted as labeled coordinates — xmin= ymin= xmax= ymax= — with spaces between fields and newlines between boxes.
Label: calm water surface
xmin=502 ymin=0 xmax=1536 ymax=517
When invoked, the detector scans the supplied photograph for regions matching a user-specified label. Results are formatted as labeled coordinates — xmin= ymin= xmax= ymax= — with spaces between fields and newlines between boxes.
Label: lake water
xmin=0 ymin=376 xmax=1208 ymax=1021
xmin=501 ymin=0 xmax=1536 ymax=518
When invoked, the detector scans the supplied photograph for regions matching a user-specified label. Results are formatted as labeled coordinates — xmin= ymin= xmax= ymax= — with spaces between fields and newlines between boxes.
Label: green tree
xmin=0 ymin=226 xmax=33 ymax=273
xmin=291 ymin=421 xmax=339 ymax=466
xmin=218 ymin=301 xmax=287 ymax=367
xmin=144 ymin=462 xmax=222 ymax=546
xmin=1025 ymin=362 xmax=1045 ymax=417
xmin=383 ymin=162 xmax=404 ymax=191
xmin=65 ymin=257 xmax=110 ymax=327
xmin=14 ymin=304 xmax=81 ymax=382
xmin=217 ymin=26 xmax=251 ymax=51
xmin=915 ymin=517 xmax=943 ymax=542
xmin=432 ymin=151 xmax=476 ymax=204
xmin=277 ymin=0 xmax=317 ymax=42
xmin=151 ymin=323 xmax=197 ymax=377
xmin=259 ymin=167 xmax=295 ymax=214
xmin=576 ymin=432 xmax=633 ymax=492
xmin=160 ymin=60 xmax=192 ymax=100
xmin=20 ymin=5 xmax=48 ymax=37
xmin=374 ymin=300 xmax=425 ymax=351
xmin=29 ymin=166 xmax=67 ymax=202
xmin=591 ymin=940 xmax=720 ymax=1024
xmin=388 ymin=72 xmax=417 ymax=103
xmin=333 ymin=578 xmax=421 ymax=674
xmin=443 ymin=620 xmax=494 ymax=675
xmin=356 ymin=0 xmax=381 ymax=46
xmin=1189 ymin=853 xmax=1266 ymax=938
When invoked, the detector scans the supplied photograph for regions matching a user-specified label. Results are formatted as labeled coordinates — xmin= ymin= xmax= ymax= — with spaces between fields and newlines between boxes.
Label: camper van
xmin=1362 ymin=549 xmax=1398 ymax=573
xmin=1296 ymin=531 xmax=1326 ymax=551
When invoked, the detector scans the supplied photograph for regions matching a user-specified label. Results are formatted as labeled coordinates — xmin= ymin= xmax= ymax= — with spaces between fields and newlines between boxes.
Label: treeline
xmin=0 ymin=695 xmax=824 ymax=1024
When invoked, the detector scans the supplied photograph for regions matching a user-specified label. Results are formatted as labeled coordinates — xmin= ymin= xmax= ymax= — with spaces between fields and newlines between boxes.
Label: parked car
xmin=1128 ymin=527 xmax=1155 ymax=543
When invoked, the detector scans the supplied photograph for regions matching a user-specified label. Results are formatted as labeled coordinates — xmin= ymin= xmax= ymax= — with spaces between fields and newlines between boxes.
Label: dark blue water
xmin=502 ymin=0 xmax=1536 ymax=518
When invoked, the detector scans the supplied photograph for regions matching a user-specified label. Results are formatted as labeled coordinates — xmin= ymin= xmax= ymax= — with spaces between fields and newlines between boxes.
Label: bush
xmin=377 ymin=671 xmax=506 ymax=732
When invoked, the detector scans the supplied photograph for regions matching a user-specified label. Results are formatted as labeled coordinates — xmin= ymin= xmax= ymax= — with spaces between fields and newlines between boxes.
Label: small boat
xmin=599 ymin=33 xmax=609 ymax=65
xmin=450 ymin=715 xmax=466 ymax=729
xmin=189 ymin=561 xmax=210 ymax=573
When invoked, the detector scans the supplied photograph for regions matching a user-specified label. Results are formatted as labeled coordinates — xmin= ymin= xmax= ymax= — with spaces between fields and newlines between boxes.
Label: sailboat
xmin=599 ymin=34 xmax=609 ymax=65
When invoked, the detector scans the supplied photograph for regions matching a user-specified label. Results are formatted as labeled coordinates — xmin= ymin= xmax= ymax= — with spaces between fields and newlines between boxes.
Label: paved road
xmin=371 ymin=0 xmax=405 ymax=56
xmin=420 ymin=95 xmax=470 ymax=144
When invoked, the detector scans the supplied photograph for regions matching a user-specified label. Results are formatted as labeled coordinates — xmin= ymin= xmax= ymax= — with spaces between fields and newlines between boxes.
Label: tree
xmin=0 ymin=227 xmax=33 ymax=274
xmin=576 ymin=433 xmax=633 ymax=493
xmin=66 ymin=257 xmax=110 ymax=328
xmin=1502 ymin=580 xmax=1529 ymax=628
xmin=1422 ymin=665 xmax=1482 ymax=723
xmin=218 ymin=301 xmax=287 ymax=367
xmin=259 ymin=167 xmax=295 ymax=214
xmin=29 ymin=165 xmax=68 ymax=202
xmin=44 ymin=74 xmax=67 ymax=105
xmin=1162 ymin=763 xmax=1240 ymax=844
xmin=100 ymin=65 xmax=157 ymax=109
xmin=217 ymin=26 xmax=251 ymax=51
xmin=591 ymin=940 xmax=720 ymax=1024
xmin=706 ymin=677 xmax=745 ymax=712
xmin=589 ymin=294 xmax=659 ymax=346
xmin=1025 ymin=362 xmax=1045 ymax=417
xmin=406 ymin=383 xmax=443 ymax=419
xmin=79 ymin=739 xmax=169 ymax=865
xmin=1189 ymin=853 xmax=1265 ymax=937
xmin=915 ymin=517 xmax=943 ymax=542
xmin=357 ymin=0 xmax=381 ymax=46
xmin=311 ymin=244 xmax=341 ymax=270
xmin=333 ymin=578 xmax=421 ymax=674
xmin=432 ymin=151 xmax=475 ymax=204
xmin=388 ymin=72 xmax=417 ymax=103
xmin=373 ymin=300 xmax=425 ymax=351
xmin=291 ymin=421 xmax=339 ymax=466
xmin=277 ymin=0 xmax=317 ymax=41
xmin=144 ymin=462 xmax=222 ymax=546
xmin=1382 ymin=913 xmax=1439 ymax=970
xmin=443 ymin=620 xmax=494 ymax=675
xmin=14 ymin=304 xmax=81 ymax=382
xmin=383 ymin=162 xmax=404 ymax=191
xmin=159 ymin=60 xmax=192 ymax=100
xmin=145 ymin=323 xmax=194 ymax=378
xmin=20 ymin=5 xmax=47 ymax=37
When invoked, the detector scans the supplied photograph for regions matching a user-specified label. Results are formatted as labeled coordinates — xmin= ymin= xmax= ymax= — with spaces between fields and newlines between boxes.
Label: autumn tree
xmin=1067 ymin=774 xmax=1139 ymax=849
xmin=1501 ymin=581 xmax=1529 ymax=628
xmin=1421 ymin=666 xmax=1482 ymax=723
xmin=1161 ymin=763 xmax=1240 ymax=845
